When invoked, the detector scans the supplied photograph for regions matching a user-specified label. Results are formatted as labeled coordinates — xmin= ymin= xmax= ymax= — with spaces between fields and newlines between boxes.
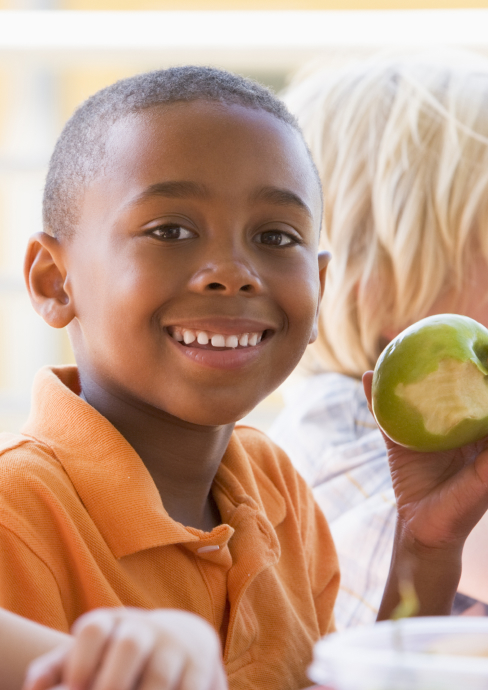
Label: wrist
xmin=377 ymin=518 xmax=462 ymax=621
xmin=395 ymin=514 xmax=464 ymax=565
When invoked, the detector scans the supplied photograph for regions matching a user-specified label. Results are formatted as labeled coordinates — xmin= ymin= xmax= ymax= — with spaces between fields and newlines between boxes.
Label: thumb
xmin=362 ymin=370 xmax=373 ymax=411
xmin=22 ymin=644 xmax=70 ymax=690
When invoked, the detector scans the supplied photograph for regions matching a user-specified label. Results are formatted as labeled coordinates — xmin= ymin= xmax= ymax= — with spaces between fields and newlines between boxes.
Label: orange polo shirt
xmin=0 ymin=366 xmax=338 ymax=690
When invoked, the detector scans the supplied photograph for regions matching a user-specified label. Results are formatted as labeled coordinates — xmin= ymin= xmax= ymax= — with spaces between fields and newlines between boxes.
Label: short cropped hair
xmin=44 ymin=65 xmax=307 ymax=238
xmin=284 ymin=51 xmax=488 ymax=377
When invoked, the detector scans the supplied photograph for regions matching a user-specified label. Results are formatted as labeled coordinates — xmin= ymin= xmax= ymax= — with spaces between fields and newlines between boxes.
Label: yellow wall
xmin=60 ymin=0 xmax=488 ymax=9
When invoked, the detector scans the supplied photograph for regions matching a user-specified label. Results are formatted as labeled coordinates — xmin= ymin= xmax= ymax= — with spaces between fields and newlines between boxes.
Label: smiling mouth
xmin=168 ymin=326 xmax=271 ymax=349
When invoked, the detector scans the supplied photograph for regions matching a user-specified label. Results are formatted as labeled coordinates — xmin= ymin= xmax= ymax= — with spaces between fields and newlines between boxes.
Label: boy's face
xmin=61 ymin=101 xmax=325 ymax=425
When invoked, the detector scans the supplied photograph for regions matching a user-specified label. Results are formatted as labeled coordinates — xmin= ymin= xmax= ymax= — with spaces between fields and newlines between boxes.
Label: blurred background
xmin=0 ymin=0 xmax=486 ymax=432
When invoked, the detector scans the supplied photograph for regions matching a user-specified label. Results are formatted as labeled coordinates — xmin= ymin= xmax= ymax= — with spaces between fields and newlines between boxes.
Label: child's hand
xmin=23 ymin=608 xmax=228 ymax=690
xmin=363 ymin=371 xmax=488 ymax=618
xmin=363 ymin=371 xmax=488 ymax=550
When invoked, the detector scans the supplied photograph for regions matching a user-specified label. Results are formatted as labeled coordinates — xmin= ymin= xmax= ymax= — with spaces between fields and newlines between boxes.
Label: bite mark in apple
xmin=396 ymin=358 xmax=488 ymax=436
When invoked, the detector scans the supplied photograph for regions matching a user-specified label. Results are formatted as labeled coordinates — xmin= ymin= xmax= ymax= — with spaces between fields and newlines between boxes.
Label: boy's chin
xmin=164 ymin=393 xmax=262 ymax=427
xmin=156 ymin=383 xmax=274 ymax=428
xmin=175 ymin=406 xmax=255 ymax=428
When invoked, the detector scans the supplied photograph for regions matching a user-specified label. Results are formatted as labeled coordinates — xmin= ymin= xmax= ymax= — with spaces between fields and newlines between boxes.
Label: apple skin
xmin=372 ymin=314 xmax=488 ymax=452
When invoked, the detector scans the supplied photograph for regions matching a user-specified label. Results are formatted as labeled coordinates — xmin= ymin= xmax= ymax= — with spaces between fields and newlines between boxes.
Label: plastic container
xmin=308 ymin=616 xmax=488 ymax=690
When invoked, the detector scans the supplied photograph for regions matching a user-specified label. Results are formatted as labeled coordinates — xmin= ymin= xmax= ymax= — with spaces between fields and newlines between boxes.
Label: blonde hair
xmin=284 ymin=51 xmax=488 ymax=378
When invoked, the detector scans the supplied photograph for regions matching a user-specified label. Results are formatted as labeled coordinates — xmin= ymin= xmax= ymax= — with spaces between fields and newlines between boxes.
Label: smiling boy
xmin=3 ymin=65 xmax=488 ymax=690
xmin=0 ymin=67 xmax=337 ymax=690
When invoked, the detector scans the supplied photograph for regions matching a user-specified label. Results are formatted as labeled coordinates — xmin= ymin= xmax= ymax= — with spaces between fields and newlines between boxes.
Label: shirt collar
xmin=23 ymin=366 xmax=285 ymax=558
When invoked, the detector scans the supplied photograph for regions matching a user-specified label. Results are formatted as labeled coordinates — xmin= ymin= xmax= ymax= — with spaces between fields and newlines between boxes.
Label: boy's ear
xmin=24 ymin=232 xmax=75 ymax=328
xmin=309 ymin=250 xmax=331 ymax=344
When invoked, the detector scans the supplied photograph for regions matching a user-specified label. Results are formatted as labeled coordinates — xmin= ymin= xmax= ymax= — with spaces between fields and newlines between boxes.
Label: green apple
xmin=372 ymin=314 xmax=488 ymax=451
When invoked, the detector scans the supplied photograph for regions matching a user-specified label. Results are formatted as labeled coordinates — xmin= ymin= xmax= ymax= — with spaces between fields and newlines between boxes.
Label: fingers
xmin=138 ymin=644 xmax=187 ymax=690
xmin=145 ymin=610 xmax=228 ymax=690
xmin=176 ymin=635 xmax=228 ymax=690
xmin=70 ymin=608 xmax=227 ymax=690
xmin=25 ymin=608 xmax=228 ymax=690
xmin=90 ymin=619 xmax=154 ymax=690
xmin=64 ymin=609 xmax=116 ymax=690
xmin=22 ymin=643 xmax=72 ymax=690
xmin=205 ymin=663 xmax=228 ymax=690
xmin=454 ymin=446 xmax=488 ymax=527
xmin=195 ymin=657 xmax=228 ymax=690
xmin=362 ymin=371 xmax=373 ymax=410
xmin=140 ymin=640 xmax=227 ymax=690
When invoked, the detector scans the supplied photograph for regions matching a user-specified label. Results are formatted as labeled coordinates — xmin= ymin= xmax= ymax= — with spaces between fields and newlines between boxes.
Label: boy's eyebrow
xmin=251 ymin=186 xmax=313 ymax=218
xmin=130 ymin=181 xmax=208 ymax=205
xmin=127 ymin=182 xmax=312 ymax=218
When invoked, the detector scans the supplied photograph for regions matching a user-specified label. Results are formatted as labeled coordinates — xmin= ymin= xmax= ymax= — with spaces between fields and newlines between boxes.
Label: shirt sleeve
xmin=0 ymin=524 xmax=70 ymax=632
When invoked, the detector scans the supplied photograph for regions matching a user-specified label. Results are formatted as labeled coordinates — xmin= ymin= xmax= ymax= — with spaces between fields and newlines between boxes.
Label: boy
xmin=4 ymin=66 xmax=338 ymax=690
xmin=1 ymin=66 xmax=488 ymax=690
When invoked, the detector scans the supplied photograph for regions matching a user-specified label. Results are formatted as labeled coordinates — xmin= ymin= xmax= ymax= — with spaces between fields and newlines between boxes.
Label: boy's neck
xmin=78 ymin=371 xmax=234 ymax=532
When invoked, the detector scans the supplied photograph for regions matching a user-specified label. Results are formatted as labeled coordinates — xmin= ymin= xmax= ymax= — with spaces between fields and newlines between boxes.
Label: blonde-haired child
xmin=270 ymin=50 xmax=488 ymax=629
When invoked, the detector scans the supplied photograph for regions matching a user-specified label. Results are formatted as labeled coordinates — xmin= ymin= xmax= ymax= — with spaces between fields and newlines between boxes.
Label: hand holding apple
xmin=363 ymin=370 xmax=488 ymax=620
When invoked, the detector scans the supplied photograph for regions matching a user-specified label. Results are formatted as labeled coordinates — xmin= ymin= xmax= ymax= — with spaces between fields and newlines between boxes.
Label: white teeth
xmin=172 ymin=328 xmax=265 ymax=347
xmin=211 ymin=334 xmax=226 ymax=347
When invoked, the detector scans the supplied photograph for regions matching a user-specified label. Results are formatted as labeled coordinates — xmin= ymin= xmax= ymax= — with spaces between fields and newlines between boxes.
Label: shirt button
xmin=197 ymin=545 xmax=220 ymax=554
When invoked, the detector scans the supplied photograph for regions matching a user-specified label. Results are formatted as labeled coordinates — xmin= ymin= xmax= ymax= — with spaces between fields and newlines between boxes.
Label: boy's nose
xmin=188 ymin=260 xmax=264 ymax=296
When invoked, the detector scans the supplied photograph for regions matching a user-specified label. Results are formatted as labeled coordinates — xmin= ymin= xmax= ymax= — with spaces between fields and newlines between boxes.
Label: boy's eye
xmin=256 ymin=230 xmax=299 ymax=247
xmin=150 ymin=224 xmax=196 ymax=240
